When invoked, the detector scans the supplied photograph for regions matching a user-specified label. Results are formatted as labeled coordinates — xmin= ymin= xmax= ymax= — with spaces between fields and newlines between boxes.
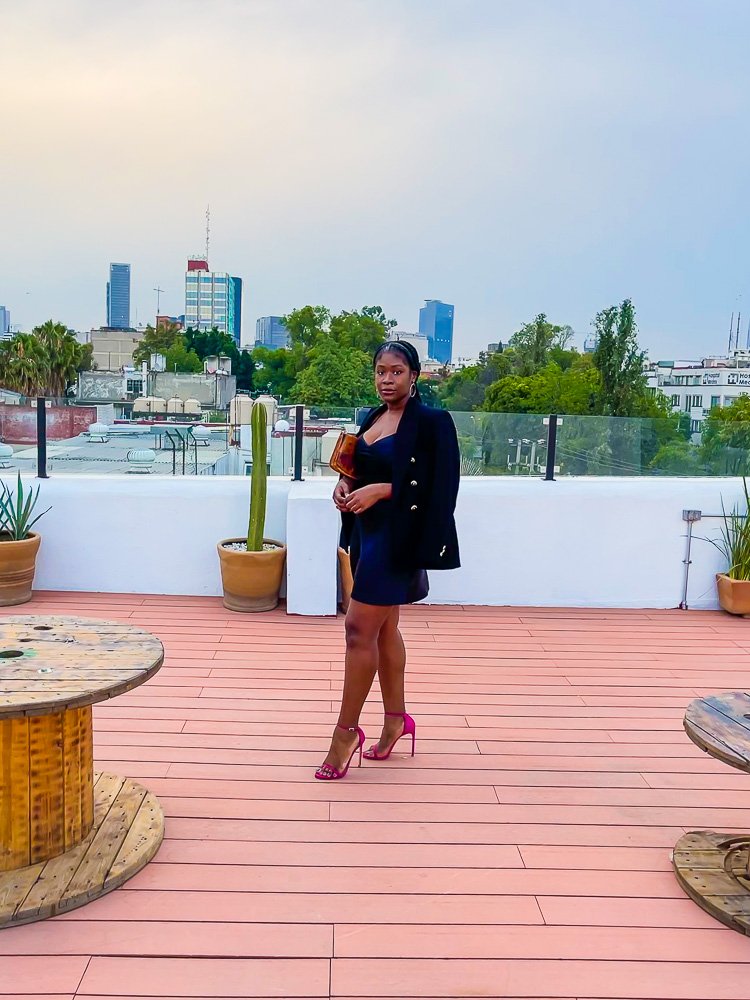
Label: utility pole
xmin=153 ymin=287 xmax=164 ymax=321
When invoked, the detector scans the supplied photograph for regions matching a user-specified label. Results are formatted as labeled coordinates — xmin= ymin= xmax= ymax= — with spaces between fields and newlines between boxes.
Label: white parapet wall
xmin=5 ymin=473 xmax=745 ymax=613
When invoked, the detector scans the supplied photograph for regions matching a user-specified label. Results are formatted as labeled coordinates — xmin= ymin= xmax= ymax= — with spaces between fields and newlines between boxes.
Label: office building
xmin=387 ymin=330 xmax=429 ymax=363
xmin=255 ymin=316 xmax=290 ymax=350
xmin=419 ymin=299 xmax=454 ymax=365
xmin=0 ymin=307 xmax=10 ymax=340
xmin=184 ymin=258 xmax=241 ymax=341
xmin=106 ymin=263 xmax=131 ymax=329
xmin=646 ymin=351 xmax=750 ymax=435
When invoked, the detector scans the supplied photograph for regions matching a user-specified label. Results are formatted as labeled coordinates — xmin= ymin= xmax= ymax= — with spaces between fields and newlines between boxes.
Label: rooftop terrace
xmin=2 ymin=591 xmax=750 ymax=998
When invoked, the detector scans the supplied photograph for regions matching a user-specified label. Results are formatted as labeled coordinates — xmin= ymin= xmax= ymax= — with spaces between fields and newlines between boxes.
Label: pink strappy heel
xmin=315 ymin=724 xmax=366 ymax=780
xmin=363 ymin=711 xmax=416 ymax=761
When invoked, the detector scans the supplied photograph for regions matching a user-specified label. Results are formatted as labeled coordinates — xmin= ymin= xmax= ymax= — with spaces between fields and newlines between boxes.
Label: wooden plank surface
xmin=0 ymin=616 xmax=163 ymax=717
xmin=4 ymin=595 xmax=750 ymax=997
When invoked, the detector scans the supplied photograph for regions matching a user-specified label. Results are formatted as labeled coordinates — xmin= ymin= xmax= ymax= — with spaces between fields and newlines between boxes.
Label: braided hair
xmin=372 ymin=340 xmax=422 ymax=400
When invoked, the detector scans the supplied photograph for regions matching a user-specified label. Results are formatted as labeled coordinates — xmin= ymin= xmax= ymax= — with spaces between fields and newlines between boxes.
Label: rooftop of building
xmin=3 ymin=590 xmax=750 ymax=999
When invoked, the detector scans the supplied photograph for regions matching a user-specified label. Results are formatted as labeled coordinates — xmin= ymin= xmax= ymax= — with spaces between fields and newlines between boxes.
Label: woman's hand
xmin=344 ymin=483 xmax=392 ymax=514
xmin=333 ymin=478 xmax=353 ymax=512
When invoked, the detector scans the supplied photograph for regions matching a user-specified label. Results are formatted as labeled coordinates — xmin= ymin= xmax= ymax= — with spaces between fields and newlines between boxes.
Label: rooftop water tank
xmin=230 ymin=395 xmax=253 ymax=426
xmin=184 ymin=398 xmax=202 ymax=416
xmin=166 ymin=396 xmax=184 ymax=414
xmin=132 ymin=396 xmax=152 ymax=414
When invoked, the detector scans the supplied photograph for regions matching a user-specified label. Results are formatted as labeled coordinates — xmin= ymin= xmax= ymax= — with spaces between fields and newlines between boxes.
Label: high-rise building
xmin=184 ymin=258 xmax=242 ymax=342
xmin=0 ymin=307 xmax=10 ymax=340
xmin=387 ymin=330 xmax=429 ymax=363
xmin=255 ymin=316 xmax=290 ymax=349
xmin=106 ymin=263 xmax=131 ymax=329
xmin=418 ymin=299 xmax=454 ymax=365
xmin=231 ymin=277 xmax=243 ymax=347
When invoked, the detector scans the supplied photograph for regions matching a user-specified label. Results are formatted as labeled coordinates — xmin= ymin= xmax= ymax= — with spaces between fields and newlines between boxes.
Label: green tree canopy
xmin=133 ymin=322 xmax=182 ymax=365
xmin=591 ymin=299 xmax=649 ymax=416
xmin=508 ymin=314 xmax=574 ymax=377
xmin=163 ymin=337 xmax=203 ymax=374
xmin=294 ymin=338 xmax=378 ymax=408
xmin=0 ymin=321 xmax=88 ymax=397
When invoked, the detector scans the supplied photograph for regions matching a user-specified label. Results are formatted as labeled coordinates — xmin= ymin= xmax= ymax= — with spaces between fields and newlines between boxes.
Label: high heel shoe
xmin=363 ymin=711 xmax=416 ymax=761
xmin=315 ymin=724 xmax=366 ymax=780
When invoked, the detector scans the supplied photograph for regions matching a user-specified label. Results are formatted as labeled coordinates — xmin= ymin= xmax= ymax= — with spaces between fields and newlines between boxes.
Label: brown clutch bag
xmin=330 ymin=431 xmax=358 ymax=478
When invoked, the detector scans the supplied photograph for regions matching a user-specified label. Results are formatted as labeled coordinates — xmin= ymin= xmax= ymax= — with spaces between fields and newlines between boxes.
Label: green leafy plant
xmin=0 ymin=473 xmax=51 ymax=541
xmin=705 ymin=477 xmax=750 ymax=581
xmin=246 ymin=402 xmax=267 ymax=552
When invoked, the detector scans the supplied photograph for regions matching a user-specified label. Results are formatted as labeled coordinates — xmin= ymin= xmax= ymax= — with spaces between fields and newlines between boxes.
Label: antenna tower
xmin=205 ymin=205 xmax=210 ymax=264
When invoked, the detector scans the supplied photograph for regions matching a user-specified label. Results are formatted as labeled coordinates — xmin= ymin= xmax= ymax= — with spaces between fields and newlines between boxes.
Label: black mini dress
xmin=349 ymin=434 xmax=429 ymax=607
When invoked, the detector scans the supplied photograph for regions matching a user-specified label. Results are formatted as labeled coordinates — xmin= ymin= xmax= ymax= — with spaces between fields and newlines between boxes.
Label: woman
xmin=315 ymin=340 xmax=461 ymax=780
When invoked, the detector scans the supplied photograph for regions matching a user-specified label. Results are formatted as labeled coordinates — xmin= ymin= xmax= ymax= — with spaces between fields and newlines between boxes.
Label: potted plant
xmin=712 ymin=478 xmax=750 ymax=615
xmin=217 ymin=401 xmax=286 ymax=612
xmin=0 ymin=472 xmax=50 ymax=606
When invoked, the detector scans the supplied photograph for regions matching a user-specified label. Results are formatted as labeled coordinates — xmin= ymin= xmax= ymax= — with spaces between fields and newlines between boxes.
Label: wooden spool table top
xmin=683 ymin=691 xmax=750 ymax=772
xmin=0 ymin=616 xmax=164 ymax=718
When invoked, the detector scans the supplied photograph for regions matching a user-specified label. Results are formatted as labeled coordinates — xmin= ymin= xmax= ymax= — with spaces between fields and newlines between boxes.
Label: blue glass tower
xmin=230 ymin=277 xmax=242 ymax=346
xmin=255 ymin=316 xmax=290 ymax=349
xmin=106 ymin=263 xmax=131 ymax=329
xmin=418 ymin=299 xmax=454 ymax=364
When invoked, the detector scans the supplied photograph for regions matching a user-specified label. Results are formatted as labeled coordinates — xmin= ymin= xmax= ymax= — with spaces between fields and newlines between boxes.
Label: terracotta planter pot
xmin=0 ymin=532 xmax=41 ymax=606
xmin=217 ymin=538 xmax=286 ymax=612
xmin=716 ymin=573 xmax=750 ymax=616
xmin=337 ymin=546 xmax=353 ymax=614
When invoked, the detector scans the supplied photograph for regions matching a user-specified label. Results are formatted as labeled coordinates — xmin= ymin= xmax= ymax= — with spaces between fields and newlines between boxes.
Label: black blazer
xmin=340 ymin=398 xmax=461 ymax=571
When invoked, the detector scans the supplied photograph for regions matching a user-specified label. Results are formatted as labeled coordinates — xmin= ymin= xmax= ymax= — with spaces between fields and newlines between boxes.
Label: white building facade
xmin=647 ymin=352 xmax=750 ymax=434
xmin=184 ymin=258 xmax=239 ymax=338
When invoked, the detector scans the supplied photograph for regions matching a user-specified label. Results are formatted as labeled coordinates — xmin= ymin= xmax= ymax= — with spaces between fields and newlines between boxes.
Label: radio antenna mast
xmin=205 ymin=205 xmax=210 ymax=264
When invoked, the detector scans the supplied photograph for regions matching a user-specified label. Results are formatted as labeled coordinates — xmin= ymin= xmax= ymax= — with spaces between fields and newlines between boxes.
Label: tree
xmin=701 ymin=395 xmax=750 ymax=474
xmin=182 ymin=327 xmax=255 ymax=392
xmin=251 ymin=346 xmax=296 ymax=399
xmin=294 ymin=338 xmax=377 ymax=408
xmin=508 ymin=314 xmax=574 ymax=376
xmin=0 ymin=321 xmax=88 ymax=397
xmin=439 ymin=351 xmax=514 ymax=410
xmin=592 ymin=300 xmax=649 ymax=416
xmin=163 ymin=337 xmax=203 ymax=374
xmin=133 ymin=322 xmax=182 ymax=365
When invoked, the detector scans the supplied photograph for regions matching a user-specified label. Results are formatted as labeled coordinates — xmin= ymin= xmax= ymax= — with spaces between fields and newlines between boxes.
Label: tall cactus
xmin=246 ymin=401 xmax=268 ymax=552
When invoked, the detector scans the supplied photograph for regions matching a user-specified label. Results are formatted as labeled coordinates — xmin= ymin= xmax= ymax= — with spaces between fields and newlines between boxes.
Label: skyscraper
xmin=419 ymin=299 xmax=454 ymax=365
xmin=106 ymin=263 xmax=131 ymax=329
xmin=184 ymin=258 xmax=242 ymax=342
xmin=255 ymin=316 xmax=290 ymax=349
xmin=0 ymin=307 xmax=10 ymax=340
xmin=231 ymin=277 xmax=243 ymax=346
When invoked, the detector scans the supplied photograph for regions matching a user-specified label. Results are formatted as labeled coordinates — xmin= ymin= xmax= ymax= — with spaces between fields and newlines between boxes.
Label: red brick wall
xmin=0 ymin=405 xmax=98 ymax=444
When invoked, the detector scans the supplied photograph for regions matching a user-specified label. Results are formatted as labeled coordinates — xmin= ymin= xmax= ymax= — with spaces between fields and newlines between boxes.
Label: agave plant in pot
xmin=0 ymin=472 xmax=50 ymax=606
xmin=217 ymin=401 xmax=286 ymax=612
xmin=710 ymin=477 xmax=750 ymax=615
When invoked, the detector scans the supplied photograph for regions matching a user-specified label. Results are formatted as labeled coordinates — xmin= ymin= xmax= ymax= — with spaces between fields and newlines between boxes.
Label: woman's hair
xmin=372 ymin=340 xmax=422 ymax=399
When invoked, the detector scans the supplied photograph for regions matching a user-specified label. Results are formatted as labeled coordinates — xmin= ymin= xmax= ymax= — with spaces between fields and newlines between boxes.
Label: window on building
xmin=711 ymin=396 xmax=721 ymax=409
xmin=670 ymin=394 xmax=680 ymax=407
xmin=688 ymin=394 xmax=702 ymax=408
xmin=126 ymin=379 xmax=142 ymax=394
xmin=691 ymin=420 xmax=702 ymax=434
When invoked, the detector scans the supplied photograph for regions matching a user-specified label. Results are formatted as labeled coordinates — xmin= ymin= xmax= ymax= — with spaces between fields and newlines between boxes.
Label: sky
xmin=2 ymin=0 xmax=750 ymax=360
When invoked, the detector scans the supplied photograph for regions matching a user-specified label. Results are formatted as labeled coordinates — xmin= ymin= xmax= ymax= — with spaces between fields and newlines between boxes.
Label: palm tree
xmin=33 ymin=321 xmax=81 ymax=397
xmin=0 ymin=334 xmax=48 ymax=396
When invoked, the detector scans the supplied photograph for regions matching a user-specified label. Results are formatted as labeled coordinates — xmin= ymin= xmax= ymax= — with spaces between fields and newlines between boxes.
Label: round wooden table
xmin=0 ymin=616 xmax=165 ymax=926
xmin=674 ymin=691 xmax=750 ymax=935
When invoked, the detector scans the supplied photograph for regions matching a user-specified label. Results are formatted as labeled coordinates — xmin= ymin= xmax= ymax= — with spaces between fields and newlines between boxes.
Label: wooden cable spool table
xmin=674 ymin=691 xmax=750 ymax=934
xmin=0 ymin=616 xmax=165 ymax=927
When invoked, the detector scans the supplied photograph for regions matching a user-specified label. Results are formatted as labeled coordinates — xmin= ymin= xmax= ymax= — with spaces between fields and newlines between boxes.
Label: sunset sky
xmin=3 ymin=0 xmax=750 ymax=358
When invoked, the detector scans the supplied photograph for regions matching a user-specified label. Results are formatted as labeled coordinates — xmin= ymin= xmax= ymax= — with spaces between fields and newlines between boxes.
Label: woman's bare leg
xmin=370 ymin=606 xmax=408 ymax=752
xmin=318 ymin=598 xmax=393 ymax=774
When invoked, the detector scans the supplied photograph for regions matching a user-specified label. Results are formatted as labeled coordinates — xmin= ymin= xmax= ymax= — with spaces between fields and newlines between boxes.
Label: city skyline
xmin=3 ymin=1 xmax=750 ymax=360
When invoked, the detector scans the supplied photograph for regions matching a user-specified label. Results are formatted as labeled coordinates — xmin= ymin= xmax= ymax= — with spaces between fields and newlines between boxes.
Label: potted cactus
xmin=217 ymin=401 xmax=286 ymax=612
xmin=0 ymin=473 xmax=50 ymax=606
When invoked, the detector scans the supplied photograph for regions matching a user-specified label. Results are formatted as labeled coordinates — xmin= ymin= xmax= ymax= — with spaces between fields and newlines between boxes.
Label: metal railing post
xmin=292 ymin=405 xmax=304 ymax=481
xmin=544 ymin=414 xmax=558 ymax=481
xmin=36 ymin=397 xmax=48 ymax=479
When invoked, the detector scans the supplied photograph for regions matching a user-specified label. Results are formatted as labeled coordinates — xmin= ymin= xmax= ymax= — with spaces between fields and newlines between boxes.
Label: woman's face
xmin=374 ymin=350 xmax=415 ymax=404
